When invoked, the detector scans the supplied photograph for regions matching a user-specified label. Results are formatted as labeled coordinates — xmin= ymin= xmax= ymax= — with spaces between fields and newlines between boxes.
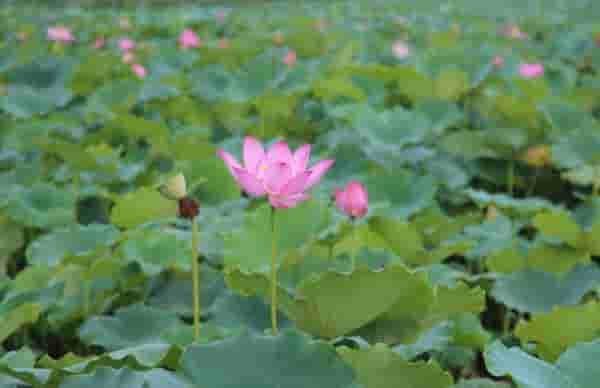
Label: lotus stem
xmin=507 ymin=158 xmax=515 ymax=196
xmin=270 ymin=207 xmax=279 ymax=335
xmin=351 ymin=219 xmax=359 ymax=271
xmin=191 ymin=218 xmax=201 ymax=341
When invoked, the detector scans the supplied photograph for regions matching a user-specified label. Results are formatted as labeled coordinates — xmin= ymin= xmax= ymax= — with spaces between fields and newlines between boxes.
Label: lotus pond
xmin=2 ymin=1 xmax=600 ymax=387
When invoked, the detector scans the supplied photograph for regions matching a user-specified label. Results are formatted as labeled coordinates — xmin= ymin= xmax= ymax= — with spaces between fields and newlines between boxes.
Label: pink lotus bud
xmin=95 ymin=38 xmax=106 ymax=49
xmin=335 ymin=181 xmax=369 ymax=219
xmin=519 ymin=63 xmax=544 ymax=79
xmin=493 ymin=55 xmax=505 ymax=68
xmin=283 ymin=50 xmax=297 ymax=67
xmin=47 ymin=26 xmax=75 ymax=43
xmin=392 ymin=40 xmax=410 ymax=59
xmin=119 ymin=38 xmax=135 ymax=51
xmin=132 ymin=64 xmax=146 ymax=79
xmin=179 ymin=28 xmax=201 ymax=49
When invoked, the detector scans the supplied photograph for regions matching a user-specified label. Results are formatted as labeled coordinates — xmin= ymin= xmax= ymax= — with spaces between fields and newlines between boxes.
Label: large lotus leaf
xmin=434 ymin=68 xmax=470 ymax=101
xmin=0 ymin=86 xmax=63 ymax=118
xmin=515 ymin=302 xmax=600 ymax=361
xmin=338 ymin=344 xmax=453 ymax=388
xmin=84 ymin=80 xmax=141 ymax=121
xmin=464 ymin=189 xmax=559 ymax=215
xmin=118 ymin=229 xmax=191 ymax=275
xmin=78 ymin=304 xmax=189 ymax=351
xmin=533 ymin=211 xmax=582 ymax=246
xmin=41 ymin=344 xmax=178 ymax=374
xmin=490 ymin=265 xmax=600 ymax=313
xmin=483 ymin=341 xmax=571 ymax=388
xmin=462 ymin=214 xmax=516 ymax=260
xmin=223 ymin=201 xmax=330 ymax=273
xmin=59 ymin=367 xmax=191 ymax=388
xmin=551 ymin=129 xmax=600 ymax=169
xmin=110 ymin=187 xmax=178 ymax=229
xmin=525 ymin=244 xmax=590 ymax=274
xmin=26 ymin=224 xmax=119 ymax=267
xmin=184 ymin=158 xmax=241 ymax=205
xmin=180 ymin=330 xmax=357 ymax=388
xmin=0 ymin=347 xmax=50 ymax=388
xmin=368 ymin=216 xmax=424 ymax=262
xmin=365 ymin=170 xmax=438 ymax=220
xmin=148 ymin=265 xmax=225 ymax=318
xmin=226 ymin=264 xmax=431 ymax=339
xmin=106 ymin=114 xmax=169 ymax=152
xmin=485 ymin=339 xmax=600 ymax=388
xmin=562 ymin=165 xmax=600 ymax=188
xmin=0 ymin=303 xmax=41 ymax=343
xmin=2 ymin=184 xmax=76 ymax=229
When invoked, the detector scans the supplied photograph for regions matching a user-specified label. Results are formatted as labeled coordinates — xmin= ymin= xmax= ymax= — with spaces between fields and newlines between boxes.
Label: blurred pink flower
xmin=216 ymin=9 xmax=227 ymax=24
xmin=335 ymin=181 xmax=369 ymax=218
xmin=218 ymin=38 xmax=230 ymax=49
xmin=179 ymin=28 xmax=200 ymax=49
xmin=519 ymin=63 xmax=544 ymax=79
xmin=500 ymin=25 xmax=528 ymax=40
xmin=47 ymin=26 xmax=75 ymax=43
xmin=94 ymin=37 xmax=106 ymax=49
xmin=218 ymin=137 xmax=334 ymax=208
xmin=493 ymin=55 xmax=505 ymax=68
xmin=122 ymin=52 xmax=135 ymax=64
xmin=132 ymin=64 xmax=146 ymax=78
xmin=392 ymin=40 xmax=410 ymax=59
xmin=283 ymin=50 xmax=297 ymax=67
xmin=119 ymin=38 xmax=135 ymax=51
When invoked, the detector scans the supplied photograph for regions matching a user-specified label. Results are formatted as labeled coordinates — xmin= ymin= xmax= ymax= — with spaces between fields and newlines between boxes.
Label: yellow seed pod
xmin=486 ymin=205 xmax=499 ymax=221
xmin=159 ymin=173 xmax=187 ymax=200
xmin=521 ymin=145 xmax=551 ymax=168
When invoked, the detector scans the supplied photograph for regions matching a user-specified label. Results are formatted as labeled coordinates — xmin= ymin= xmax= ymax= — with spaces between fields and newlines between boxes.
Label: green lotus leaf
xmin=26 ymin=223 xmax=119 ymax=267
xmin=338 ymin=343 xmax=453 ymax=388
xmin=491 ymin=265 xmax=600 ymax=313
xmin=180 ymin=330 xmax=357 ymax=388
xmin=110 ymin=187 xmax=178 ymax=229
xmin=59 ymin=367 xmax=191 ymax=388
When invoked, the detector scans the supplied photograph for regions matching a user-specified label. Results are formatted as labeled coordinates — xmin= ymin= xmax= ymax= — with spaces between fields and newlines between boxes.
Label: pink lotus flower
xmin=94 ymin=38 xmax=106 ymax=49
xmin=132 ymin=64 xmax=146 ymax=78
xmin=218 ymin=38 xmax=230 ymax=49
xmin=218 ymin=137 xmax=334 ymax=208
xmin=335 ymin=181 xmax=369 ymax=218
xmin=519 ymin=63 xmax=544 ymax=79
xmin=179 ymin=28 xmax=201 ymax=49
xmin=119 ymin=38 xmax=135 ymax=51
xmin=283 ymin=50 xmax=297 ymax=67
xmin=47 ymin=26 xmax=75 ymax=43
xmin=493 ymin=55 xmax=505 ymax=68
xmin=392 ymin=40 xmax=410 ymax=59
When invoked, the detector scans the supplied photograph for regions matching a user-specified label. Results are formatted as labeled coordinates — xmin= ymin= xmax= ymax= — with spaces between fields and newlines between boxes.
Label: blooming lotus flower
xmin=519 ymin=63 xmax=544 ymax=79
xmin=283 ymin=50 xmax=296 ymax=67
xmin=335 ymin=181 xmax=369 ymax=218
xmin=47 ymin=26 xmax=75 ymax=43
xmin=132 ymin=64 xmax=146 ymax=78
xmin=392 ymin=41 xmax=410 ymax=59
xmin=119 ymin=38 xmax=135 ymax=51
xmin=493 ymin=55 xmax=505 ymax=68
xmin=94 ymin=37 xmax=106 ymax=49
xmin=179 ymin=28 xmax=200 ymax=49
xmin=218 ymin=137 xmax=334 ymax=208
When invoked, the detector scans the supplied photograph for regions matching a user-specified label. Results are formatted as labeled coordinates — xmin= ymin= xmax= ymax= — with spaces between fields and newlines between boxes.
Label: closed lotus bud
xmin=178 ymin=197 xmax=199 ymax=220
xmin=159 ymin=173 xmax=187 ymax=200
xmin=335 ymin=181 xmax=369 ymax=219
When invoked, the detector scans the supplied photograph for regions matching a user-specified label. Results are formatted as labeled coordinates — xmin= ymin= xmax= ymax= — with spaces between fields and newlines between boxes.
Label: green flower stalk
xmin=160 ymin=173 xmax=201 ymax=341
xmin=270 ymin=207 xmax=279 ymax=334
